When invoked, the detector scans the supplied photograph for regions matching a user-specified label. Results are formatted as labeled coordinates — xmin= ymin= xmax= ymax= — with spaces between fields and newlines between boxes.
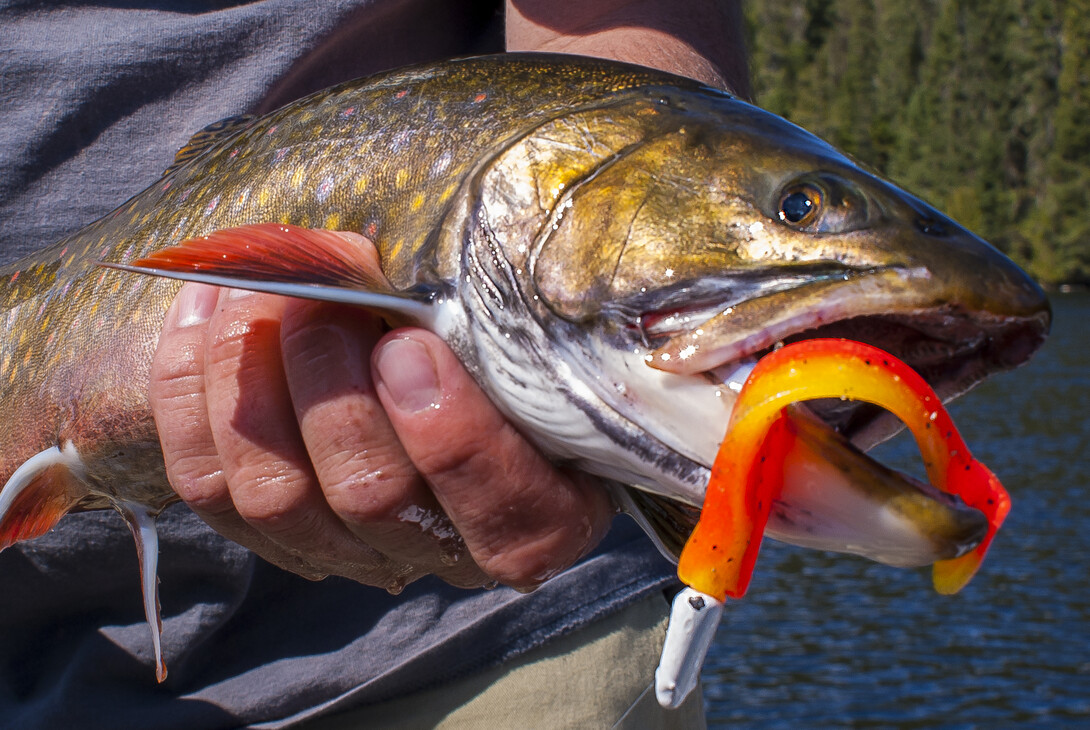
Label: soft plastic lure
xmin=655 ymin=338 xmax=1010 ymax=707
xmin=679 ymin=337 xmax=1010 ymax=600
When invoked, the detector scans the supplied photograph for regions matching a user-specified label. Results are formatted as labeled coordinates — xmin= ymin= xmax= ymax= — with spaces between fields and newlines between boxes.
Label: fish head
xmin=452 ymin=86 xmax=1049 ymax=564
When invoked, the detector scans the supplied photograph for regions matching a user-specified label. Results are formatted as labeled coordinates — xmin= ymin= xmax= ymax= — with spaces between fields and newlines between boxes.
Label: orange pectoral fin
xmin=129 ymin=223 xmax=392 ymax=291
xmin=0 ymin=445 xmax=85 ymax=549
xmin=100 ymin=223 xmax=436 ymax=325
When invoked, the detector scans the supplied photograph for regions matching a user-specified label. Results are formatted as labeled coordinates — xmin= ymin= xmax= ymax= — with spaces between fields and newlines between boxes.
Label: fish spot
xmin=472 ymin=92 xmax=487 ymax=103
xmin=316 ymin=176 xmax=335 ymax=204
xmin=354 ymin=176 xmax=369 ymax=195
xmin=395 ymin=169 xmax=409 ymax=188
xmin=324 ymin=212 xmax=341 ymax=229
xmin=431 ymin=151 xmax=453 ymax=177
xmin=391 ymin=130 xmax=414 ymax=152
xmin=291 ymin=167 xmax=306 ymax=189
xmin=410 ymin=193 xmax=425 ymax=211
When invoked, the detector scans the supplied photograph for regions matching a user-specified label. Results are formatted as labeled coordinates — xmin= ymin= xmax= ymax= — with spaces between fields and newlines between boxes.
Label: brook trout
xmin=0 ymin=55 xmax=1049 ymax=680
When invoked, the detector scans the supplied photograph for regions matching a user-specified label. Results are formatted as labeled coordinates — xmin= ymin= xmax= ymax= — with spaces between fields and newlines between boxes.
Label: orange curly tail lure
xmin=677 ymin=338 xmax=1011 ymax=601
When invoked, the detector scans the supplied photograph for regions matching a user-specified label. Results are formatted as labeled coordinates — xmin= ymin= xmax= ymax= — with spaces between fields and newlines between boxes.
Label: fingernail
xmin=174 ymin=283 xmax=219 ymax=328
xmin=374 ymin=337 xmax=440 ymax=413
xmin=226 ymin=287 xmax=256 ymax=300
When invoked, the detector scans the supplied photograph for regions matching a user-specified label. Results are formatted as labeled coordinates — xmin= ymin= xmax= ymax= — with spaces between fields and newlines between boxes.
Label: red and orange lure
xmin=677 ymin=337 xmax=1011 ymax=601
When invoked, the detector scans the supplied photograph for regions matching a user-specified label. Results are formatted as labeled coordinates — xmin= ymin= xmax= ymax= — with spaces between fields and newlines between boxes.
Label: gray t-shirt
xmin=0 ymin=2 xmax=675 ymax=727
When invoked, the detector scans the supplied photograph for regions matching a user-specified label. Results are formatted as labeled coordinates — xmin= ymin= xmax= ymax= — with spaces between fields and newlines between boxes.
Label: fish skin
xmin=0 ymin=55 xmax=689 ymax=508
xmin=0 ymin=54 xmax=1049 ymax=551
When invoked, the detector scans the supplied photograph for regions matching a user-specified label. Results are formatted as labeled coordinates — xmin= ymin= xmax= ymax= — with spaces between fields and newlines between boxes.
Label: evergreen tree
xmin=1038 ymin=0 xmax=1090 ymax=284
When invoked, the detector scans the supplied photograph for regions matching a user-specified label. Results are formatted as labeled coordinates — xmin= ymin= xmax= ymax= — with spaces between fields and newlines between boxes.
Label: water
xmin=701 ymin=293 xmax=1090 ymax=727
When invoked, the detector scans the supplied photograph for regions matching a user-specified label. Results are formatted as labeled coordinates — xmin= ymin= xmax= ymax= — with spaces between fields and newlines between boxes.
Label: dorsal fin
xmin=164 ymin=114 xmax=255 ymax=176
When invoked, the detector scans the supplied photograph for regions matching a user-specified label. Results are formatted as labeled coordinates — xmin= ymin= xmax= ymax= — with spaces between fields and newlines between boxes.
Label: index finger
xmin=372 ymin=329 xmax=616 ymax=590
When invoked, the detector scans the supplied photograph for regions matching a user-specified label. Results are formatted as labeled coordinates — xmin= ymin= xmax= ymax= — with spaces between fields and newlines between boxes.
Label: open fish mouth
xmin=641 ymin=266 xmax=1050 ymax=451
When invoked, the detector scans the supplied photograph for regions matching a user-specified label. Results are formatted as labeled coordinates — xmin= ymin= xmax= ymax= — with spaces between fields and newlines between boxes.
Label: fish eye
xmin=776 ymin=176 xmax=873 ymax=234
xmin=779 ymin=186 xmax=821 ymax=225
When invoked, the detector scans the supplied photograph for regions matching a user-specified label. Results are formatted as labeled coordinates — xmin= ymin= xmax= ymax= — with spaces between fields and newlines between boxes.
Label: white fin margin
xmin=115 ymin=499 xmax=166 ymax=683
xmin=0 ymin=442 xmax=86 ymax=525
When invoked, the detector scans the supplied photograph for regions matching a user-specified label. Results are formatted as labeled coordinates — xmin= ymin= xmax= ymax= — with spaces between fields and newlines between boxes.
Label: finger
xmin=149 ymin=283 xmax=327 ymax=579
xmin=279 ymin=299 xmax=488 ymax=588
xmin=372 ymin=329 xmax=615 ymax=590
xmin=201 ymin=288 xmax=415 ymax=588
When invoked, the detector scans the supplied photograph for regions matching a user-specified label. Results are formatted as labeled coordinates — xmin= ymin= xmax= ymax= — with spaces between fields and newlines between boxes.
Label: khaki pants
xmin=304 ymin=593 xmax=706 ymax=729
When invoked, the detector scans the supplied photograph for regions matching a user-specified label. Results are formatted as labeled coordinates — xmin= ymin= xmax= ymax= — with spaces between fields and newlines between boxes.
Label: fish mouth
xmin=642 ymin=267 xmax=1050 ymax=450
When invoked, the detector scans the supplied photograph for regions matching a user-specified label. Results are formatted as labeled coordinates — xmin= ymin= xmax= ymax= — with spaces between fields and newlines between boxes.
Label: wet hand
xmin=148 ymin=233 xmax=613 ymax=592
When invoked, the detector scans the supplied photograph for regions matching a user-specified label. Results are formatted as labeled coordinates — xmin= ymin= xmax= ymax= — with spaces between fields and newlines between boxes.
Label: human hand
xmin=149 ymin=233 xmax=614 ymax=592
xmin=506 ymin=0 xmax=751 ymax=97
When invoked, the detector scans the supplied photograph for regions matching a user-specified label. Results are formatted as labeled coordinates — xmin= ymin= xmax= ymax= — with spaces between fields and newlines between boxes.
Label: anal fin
xmin=0 ymin=444 xmax=86 ymax=549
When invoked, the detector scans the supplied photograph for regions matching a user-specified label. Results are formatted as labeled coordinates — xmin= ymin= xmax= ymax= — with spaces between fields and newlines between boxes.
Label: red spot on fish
xmin=9 ymin=271 xmax=18 ymax=284
xmin=266 ymin=125 xmax=278 ymax=136
xmin=395 ymin=89 xmax=409 ymax=100
xmin=342 ymin=106 xmax=356 ymax=117
xmin=162 ymin=181 xmax=171 ymax=192
xmin=205 ymin=195 xmax=220 ymax=214
xmin=366 ymin=221 xmax=378 ymax=237
xmin=473 ymin=93 xmax=487 ymax=103
xmin=274 ymin=148 xmax=289 ymax=162
xmin=229 ymin=148 xmax=240 ymax=158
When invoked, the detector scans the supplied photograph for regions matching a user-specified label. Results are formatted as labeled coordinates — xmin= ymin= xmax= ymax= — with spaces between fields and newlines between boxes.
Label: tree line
xmin=744 ymin=0 xmax=1088 ymax=287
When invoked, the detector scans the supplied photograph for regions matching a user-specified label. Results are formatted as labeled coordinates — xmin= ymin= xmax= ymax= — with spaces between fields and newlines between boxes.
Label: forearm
xmin=505 ymin=0 xmax=751 ymax=98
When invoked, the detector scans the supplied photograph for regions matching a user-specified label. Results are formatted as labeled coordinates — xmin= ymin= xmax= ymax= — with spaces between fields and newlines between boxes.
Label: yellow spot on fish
xmin=324 ymin=212 xmax=341 ymax=229
xmin=439 ymin=183 xmax=457 ymax=202
xmin=291 ymin=167 xmax=306 ymax=189
xmin=355 ymin=176 xmax=368 ymax=194
xmin=396 ymin=169 xmax=409 ymax=188
xmin=410 ymin=193 xmax=425 ymax=211
xmin=259 ymin=189 xmax=270 ymax=207
xmin=388 ymin=239 xmax=404 ymax=259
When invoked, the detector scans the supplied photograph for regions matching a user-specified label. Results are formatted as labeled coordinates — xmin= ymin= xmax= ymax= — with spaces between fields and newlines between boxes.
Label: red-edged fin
xmin=100 ymin=223 xmax=436 ymax=324
xmin=134 ymin=223 xmax=391 ymax=291
xmin=0 ymin=445 xmax=86 ymax=549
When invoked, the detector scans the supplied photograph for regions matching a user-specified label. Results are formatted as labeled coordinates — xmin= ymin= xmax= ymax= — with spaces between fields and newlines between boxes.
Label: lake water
xmin=701 ymin=293 xmax=1090 ymax=727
